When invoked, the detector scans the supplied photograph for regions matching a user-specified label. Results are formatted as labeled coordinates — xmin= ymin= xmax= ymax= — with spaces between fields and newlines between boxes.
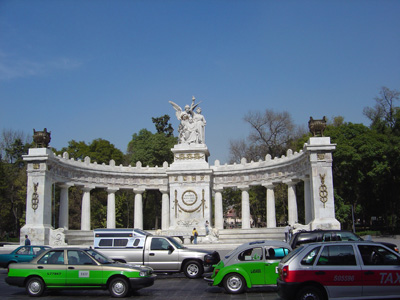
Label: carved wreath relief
xmin=174 ymin=189 xmax=206 ymax=218
xmin=31 ymin=182 xmax=39 ymax=211
xmin=319 ymin=174 xmax=328 ymax=208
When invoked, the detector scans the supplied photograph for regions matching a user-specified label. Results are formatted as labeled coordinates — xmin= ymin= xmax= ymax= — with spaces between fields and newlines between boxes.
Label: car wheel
xmin=223 ymin=273 xmax=246 ymax=294
xmin=109 ymin=277 xmax=130 ymax=298
xmin=296 ymin=286 xmax=325 ymax=300
xmin=183 ymin=260 xmax=203 ymax=279
xmin=26 ymin=276 xmax=45 ymax=297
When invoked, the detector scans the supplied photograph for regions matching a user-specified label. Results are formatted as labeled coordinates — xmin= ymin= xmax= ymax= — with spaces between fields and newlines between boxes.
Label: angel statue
xmin=169 ymin=96 xmax=206 ymax=145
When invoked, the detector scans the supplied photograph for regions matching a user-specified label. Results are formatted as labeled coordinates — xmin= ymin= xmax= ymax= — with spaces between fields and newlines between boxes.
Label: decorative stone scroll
xmin=319 ymin=173 xmax=328 ymax=208
xmin=31 ymin=182 xmax=39 ymax=211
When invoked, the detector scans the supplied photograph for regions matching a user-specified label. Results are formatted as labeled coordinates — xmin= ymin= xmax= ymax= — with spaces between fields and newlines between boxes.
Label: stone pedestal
xmin=167 ymin=144 xmax=212 ymax=233
xmin=21 ymin=148 xmax=55 ymax=245
xmin=305 ymin=137 xmax=340 ymax=230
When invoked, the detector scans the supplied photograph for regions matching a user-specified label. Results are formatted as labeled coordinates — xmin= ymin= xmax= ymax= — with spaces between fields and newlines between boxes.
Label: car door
xmin=14 ymin=246 xmax=35 ymax=263
xmin=66 ymin=250 xmax=103 ymax=286
xmin=236 ymin=247 xmax=265 ymax=285
xmin=313 ymin=244 xmax=362 ymax=299
xmin=264 ymin=247 xmax=290 ymax=285
xmin=146 ymin=237 xmax=180 ymax=271
xmin=36 ymin=250 xmax=67 ymax=286
xmin=358 ymin=244 xmax=400 ymax=297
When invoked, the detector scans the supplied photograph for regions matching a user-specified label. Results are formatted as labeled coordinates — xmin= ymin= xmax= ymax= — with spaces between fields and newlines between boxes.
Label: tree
xmin=228 ymin=109 xmax=307 ymax=226
xmin=363 ymin=86 xmax=400 ymax=132
xmin=229 ymin=109 xmax=306 ymax=163
xmin=55 ymin=138 xmax=125 ymax=229
xmin=126 ymin=116 xmax=178 ymax=230
xmin=0 ymin=134 xmax=31 ymax=237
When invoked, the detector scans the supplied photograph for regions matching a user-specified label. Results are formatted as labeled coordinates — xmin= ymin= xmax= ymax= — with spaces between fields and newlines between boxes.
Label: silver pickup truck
xmin=94 ymin=228 xmax=220 ymax=279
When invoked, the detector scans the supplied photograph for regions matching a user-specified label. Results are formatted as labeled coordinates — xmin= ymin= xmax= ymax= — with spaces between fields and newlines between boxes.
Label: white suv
xmin=277 ymin=241 xmax=400 ymax=300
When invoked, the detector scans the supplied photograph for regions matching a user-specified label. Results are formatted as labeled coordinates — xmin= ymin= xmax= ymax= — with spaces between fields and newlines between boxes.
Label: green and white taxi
xmin=205 ymin=240 xmax=291 ymax=294
xmin=5 ymin=247 xmax=156 ymax=297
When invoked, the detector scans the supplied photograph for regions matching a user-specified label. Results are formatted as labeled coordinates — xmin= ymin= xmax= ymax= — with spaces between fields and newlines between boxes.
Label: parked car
xmin=277 ymin=240 xmax=400 ymax=300
xmin=0 ymin=245 xmax=51 ymax=268
xmin=204 ymin=240 xmax=291 ymax=294
xmin=94 ymin=228 xmax=220 ymax=279
xmin=289 ymin=230 xmax=399 ymax=252
xmin=6 ymin=247 xmax=156 ymax=297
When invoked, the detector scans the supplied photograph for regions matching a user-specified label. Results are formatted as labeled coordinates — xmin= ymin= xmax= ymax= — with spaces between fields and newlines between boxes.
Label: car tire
xmin=109 ymin=277 xmax=130 ymax=298
xmin=296 ymin=286 xmax=325 ymax=300
xmin=223 ymin=273 xmax=246 ymax=294
xmin=26 ymin=276 xmax=45 ymax=297
xmin=183 ymin=260 xmax=203 ymax=279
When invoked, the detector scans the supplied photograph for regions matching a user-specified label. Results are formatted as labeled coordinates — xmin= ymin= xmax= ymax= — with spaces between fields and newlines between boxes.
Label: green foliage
xmin=57 ymin=139 xmax=124 ymax=165
xmin=126 ymin=129 xmax=177 ymax=167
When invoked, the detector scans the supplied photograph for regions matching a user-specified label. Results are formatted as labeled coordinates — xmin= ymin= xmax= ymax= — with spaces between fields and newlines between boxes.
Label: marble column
xmin=286 ymin=181 xmax=298 ymax=225
xmin=240 ymin=186 xmax=251 ymax=229
xmin=264 ymin=184 xmax=277 ymax=228
xmin=59 ymin=184 xmax=71 ymax=230
xmin=81 ymin=186 xmax=93 ymax=230
xmin=214 ymin=188 xmax=224 ymax=229
xmin=160 ymin=188 xmax=169 ymax=230
xmin=134 ymin=188 xmax=145 ymax=229
xmin=107 ymin=188 xmax=118 ymax=229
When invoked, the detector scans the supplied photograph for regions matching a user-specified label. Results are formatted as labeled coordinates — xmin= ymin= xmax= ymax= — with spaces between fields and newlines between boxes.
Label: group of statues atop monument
xmin=169 ymin=96 xmax=206 ymax=145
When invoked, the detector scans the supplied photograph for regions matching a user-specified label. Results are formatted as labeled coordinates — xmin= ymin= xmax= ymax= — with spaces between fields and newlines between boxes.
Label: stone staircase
xmin=217 ymin=227 xmax=286 ymax=245
xmin=64 ymin=230 xmax=93 ymax=246
xmin=64 ymin=227 xmax=286 ymax=247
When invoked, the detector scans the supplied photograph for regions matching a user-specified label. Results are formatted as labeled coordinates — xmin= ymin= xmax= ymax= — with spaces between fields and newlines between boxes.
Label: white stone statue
xmin=169 ymin=97 xmax=206 ymax=145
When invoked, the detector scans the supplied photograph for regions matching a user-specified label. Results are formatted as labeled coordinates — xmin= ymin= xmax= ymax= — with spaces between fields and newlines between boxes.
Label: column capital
xmin=107 ymin=187 xmax=119 ymax=193
xmin=238 ymin=185 xmax=250 ymax=191
xmin=283 ymin=179 xmax=300 ymax=186
xmin=82 ymin=186 xmax=94 ymax=192
xmin=133 ymin=188 xmax=145 ymax=194
xmin=263 ymin=182 xmax=276 ymax=189
xmin=213 ymin=186 xmax=224 ymax=193
xmin=159 ymin=188 xmax=169 ymax=194
xmin=58 ymin=183 xmax=73 ymax=189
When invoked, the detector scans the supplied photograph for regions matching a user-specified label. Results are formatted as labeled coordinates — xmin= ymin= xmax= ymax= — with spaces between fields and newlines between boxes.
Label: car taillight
xmin=395 ymin=247 xmax=399 ymax=253
xmin=281 ymin=265 xmax=289 ymax=280
xmin=214 ymin=269 xmax=220 ymax=276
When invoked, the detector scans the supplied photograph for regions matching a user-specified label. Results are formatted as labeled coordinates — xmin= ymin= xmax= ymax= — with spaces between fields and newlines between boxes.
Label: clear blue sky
xmin=1 ymin=0 xmax=399 ymax=164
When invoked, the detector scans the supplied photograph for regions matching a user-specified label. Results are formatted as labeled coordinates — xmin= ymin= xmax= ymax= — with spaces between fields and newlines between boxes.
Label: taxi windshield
xmin=280 ymin=245 xmax=304 ymax=264
xmin=86 ymin=249 xmax=114 ymax=264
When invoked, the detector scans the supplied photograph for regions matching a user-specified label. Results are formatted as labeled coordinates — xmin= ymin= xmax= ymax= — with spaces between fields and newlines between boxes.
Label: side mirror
xmin=168 ymin=245 xmax=174 ymax=253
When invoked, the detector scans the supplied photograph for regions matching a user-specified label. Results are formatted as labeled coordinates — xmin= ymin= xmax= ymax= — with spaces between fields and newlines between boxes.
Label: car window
xmin=296 ymin=233 xmax=319 ymax=247
xmin=151 ymin=238 xmax=170 ymax=250
xmin=16 ymin=247 xmax=30 ymax=255
xmin=266 ymin=247 xmax=290 ymax=259
xmin=336 ymin=232 xmax=361 ymax=241
xmin=38 ymin=250 xmax=64 ymax=265
xmin=358 ymin=245 xmax=400 ymax=266
xmin=67 ymin=250 xmax=95 ymax=265
xmin=301 ymin=246 xmax=321 ymax=265
xmin=238 ymin=247 xmax=263 ymax=261
xmin=99 ymin=239 xmax=112 ymax=247
xmin=322 ymin=233 xmax=331 ymax=242
xmin=32 ymin=247 xmax=45 ymax=255
xmin=317 ymin=245 xmax=356 ymax=266
xmin=114 ymin=239 xmax=128 ymax=247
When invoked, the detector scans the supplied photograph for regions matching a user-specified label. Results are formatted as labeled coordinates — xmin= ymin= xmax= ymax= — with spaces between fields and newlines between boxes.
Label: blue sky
xmin=1 ymin=0 xmax=399 ymax=164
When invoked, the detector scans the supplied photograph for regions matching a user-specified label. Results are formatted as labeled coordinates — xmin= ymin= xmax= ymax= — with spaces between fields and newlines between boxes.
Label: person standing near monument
xmin=205 ymin=220 xmax=210 ymax=235
xmin=24 ymin=235 xmax=31 ymax=245
xmin=192 ymin=228 xmax=199 ymax=244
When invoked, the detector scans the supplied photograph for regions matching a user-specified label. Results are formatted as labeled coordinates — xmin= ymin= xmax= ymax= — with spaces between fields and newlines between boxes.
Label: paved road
xmin=0 ymin=269 xmax=281 ymax=300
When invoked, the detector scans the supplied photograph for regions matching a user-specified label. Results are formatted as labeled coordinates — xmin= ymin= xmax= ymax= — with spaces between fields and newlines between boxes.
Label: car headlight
xmin=139 ymin=271 xmax=148 ymax=277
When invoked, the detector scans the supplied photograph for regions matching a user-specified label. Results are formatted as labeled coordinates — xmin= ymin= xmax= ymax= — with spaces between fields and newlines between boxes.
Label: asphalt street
xmin=0 ymin=268 xmax=281 ymax=300
xmin=1 ymin=236 xmax=399 ymax=299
